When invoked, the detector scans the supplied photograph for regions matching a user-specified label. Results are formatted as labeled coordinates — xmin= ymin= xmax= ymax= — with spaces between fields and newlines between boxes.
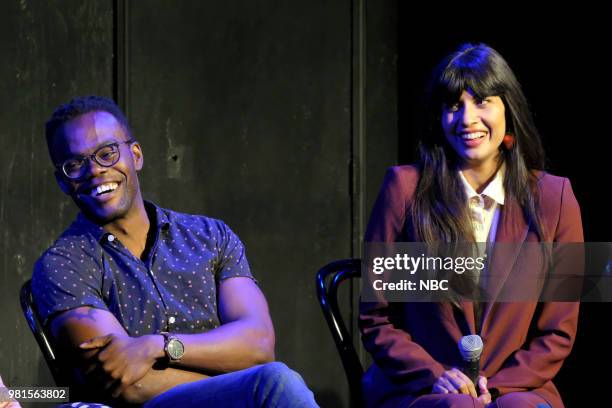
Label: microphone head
xmin=459 ymin=334 xmax=483 ymax=361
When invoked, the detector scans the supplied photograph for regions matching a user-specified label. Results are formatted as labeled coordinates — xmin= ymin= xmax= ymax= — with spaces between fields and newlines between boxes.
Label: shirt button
xmin=107 ymin=234 xmax=115 ymax=242
xmin=169 ymin=316 xmax=176 ymax=324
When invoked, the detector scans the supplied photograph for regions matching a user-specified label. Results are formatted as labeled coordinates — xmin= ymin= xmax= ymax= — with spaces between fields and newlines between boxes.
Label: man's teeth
xmin=460 ymin=132 xmax=486 ymax=140
xmin=92 ymin=183 xmax=119 ymax=196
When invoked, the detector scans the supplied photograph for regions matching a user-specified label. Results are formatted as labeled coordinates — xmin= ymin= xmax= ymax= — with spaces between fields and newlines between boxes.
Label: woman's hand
xmin=476 ymin=376 xmax=492 ymax=406
xmin=432 ymin=368 xmax=478 ymax=397
xmin=432 ymin=368 xmax=491 ymax=405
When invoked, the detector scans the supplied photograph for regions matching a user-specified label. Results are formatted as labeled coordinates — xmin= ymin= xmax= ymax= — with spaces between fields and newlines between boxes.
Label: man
xmin=32 ymin=96 xmax=318 ymax=407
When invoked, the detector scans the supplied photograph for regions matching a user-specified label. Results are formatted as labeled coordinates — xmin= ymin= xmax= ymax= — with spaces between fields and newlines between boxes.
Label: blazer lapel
xmin=479 ymin=195 xmax=529 ymax=335
xmin=440 ymin=197 xmax=529 ymax=337
xmin=493 ymin=195 xmax=530 ymax=243
xmin=459 ymin=299 xmax=477 ymax=334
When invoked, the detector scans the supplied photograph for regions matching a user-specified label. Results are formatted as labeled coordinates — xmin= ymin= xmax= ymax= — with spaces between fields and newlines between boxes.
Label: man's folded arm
xmin=168 ymin=276 xmax=276 ymax=373
xmin=50 ymin=306 xmax=207 ymax=404
xmin=50 ymin=276 xmax=275 ymax=404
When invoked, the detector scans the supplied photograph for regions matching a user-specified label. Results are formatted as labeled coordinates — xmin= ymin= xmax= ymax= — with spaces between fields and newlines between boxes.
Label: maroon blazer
xmin=359 ymin=165 xmax=583 ymax=408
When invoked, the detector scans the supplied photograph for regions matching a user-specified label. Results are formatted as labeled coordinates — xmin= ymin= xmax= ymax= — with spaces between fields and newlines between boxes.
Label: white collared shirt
xmin=458 ymin=164 xmax=506 ymax=244
xmin=459 ymin=164 xmax=505 ymax=288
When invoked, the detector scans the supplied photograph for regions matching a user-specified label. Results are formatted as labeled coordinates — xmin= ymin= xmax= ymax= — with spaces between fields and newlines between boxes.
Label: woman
xmin=359 ymin=43 xmax=583 ymax=408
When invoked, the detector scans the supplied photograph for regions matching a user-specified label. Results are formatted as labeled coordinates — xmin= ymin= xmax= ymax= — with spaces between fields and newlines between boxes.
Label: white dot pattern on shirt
xmin=31 ymin=204 xmax=255 ymax=336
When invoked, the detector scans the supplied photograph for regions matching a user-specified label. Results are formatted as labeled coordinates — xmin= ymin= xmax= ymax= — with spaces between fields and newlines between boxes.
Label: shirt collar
xmin=74 ymin=200 xmax=170 ymax=243
xmin=458 ymin=162 xmax=506 ymax=206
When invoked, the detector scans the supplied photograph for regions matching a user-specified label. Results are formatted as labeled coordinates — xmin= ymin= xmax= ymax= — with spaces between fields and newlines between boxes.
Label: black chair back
xmin=316 ymin=258 xmax=363 ymax=407
xmin=19 ymin=279 xmax=66 ymax=386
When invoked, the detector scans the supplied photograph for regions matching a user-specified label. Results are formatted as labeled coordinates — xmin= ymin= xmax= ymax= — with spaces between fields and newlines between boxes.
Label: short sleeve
xmin=212 ymin=221 xmax=254 ymax=282
xmin=31 ymin=246 xmax=109 ymax=326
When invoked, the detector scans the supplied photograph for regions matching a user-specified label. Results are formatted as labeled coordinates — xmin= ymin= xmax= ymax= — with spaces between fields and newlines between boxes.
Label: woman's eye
xmin=445 ymin=103 xmax=460 ymax=112
xmin=477 ymin=98 xmax=490 ymax=106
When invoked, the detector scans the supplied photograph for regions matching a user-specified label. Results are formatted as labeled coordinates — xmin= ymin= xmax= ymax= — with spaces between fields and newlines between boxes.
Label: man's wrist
xmin=147 ymin=334 xmax=166 ymax=360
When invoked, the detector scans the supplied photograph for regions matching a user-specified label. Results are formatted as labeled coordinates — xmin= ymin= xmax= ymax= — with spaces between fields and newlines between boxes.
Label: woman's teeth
xmin=460 ymin=132 xmax=486 ymax=140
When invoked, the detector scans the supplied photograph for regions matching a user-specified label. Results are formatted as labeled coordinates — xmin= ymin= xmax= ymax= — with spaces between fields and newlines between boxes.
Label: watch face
xmin=167 ymin=338 xmax=184 ymax=360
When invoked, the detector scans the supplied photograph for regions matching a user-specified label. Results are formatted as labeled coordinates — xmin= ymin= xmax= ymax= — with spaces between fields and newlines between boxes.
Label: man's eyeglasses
xmin=58 ymin=140 xmax=135 ymax=179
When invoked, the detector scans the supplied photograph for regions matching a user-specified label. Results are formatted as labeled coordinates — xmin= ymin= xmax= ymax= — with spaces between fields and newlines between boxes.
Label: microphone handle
xmin=463 ymin=358 xmax=480 ymax=388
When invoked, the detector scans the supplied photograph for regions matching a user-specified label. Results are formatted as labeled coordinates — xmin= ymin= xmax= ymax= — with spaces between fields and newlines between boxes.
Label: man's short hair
xmin=45 ymin=96 xmax=132 ymax=158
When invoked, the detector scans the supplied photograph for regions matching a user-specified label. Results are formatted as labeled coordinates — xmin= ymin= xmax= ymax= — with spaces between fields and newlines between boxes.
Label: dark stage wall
xmin=0 ymin=1 xmax=397 ymax=407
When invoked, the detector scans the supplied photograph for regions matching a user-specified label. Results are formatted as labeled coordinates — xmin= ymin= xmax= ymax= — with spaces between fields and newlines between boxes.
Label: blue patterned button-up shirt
xmin=32 ymin=201 xmax=254 ymax=336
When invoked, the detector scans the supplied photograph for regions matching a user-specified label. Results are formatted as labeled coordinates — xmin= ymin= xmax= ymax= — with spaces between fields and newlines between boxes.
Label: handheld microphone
xmin=458 ymin=334 xmax=483 ymax=387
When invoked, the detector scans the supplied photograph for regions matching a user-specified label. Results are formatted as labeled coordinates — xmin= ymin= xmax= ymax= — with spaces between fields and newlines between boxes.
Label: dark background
xmin=0 ymin=1 xmax=608 ymax=408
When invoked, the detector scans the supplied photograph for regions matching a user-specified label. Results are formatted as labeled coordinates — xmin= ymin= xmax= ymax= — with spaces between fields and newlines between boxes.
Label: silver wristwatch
xmin=161 ymin=332 xmax=185 ymax=362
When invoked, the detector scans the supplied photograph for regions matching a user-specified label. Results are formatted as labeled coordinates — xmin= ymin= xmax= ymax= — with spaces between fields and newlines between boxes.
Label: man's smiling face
xmin=50 ymin=110 xmax=144 ymax=224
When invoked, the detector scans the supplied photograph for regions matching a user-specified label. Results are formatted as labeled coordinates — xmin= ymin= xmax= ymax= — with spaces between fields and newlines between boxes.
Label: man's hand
xmin=80 ymin=333 xmax=163 ymax=398
xmin=49 ymin=307 xmax=208 ymax=403
xmin=432 ymin=368 xmax=492 ymax=405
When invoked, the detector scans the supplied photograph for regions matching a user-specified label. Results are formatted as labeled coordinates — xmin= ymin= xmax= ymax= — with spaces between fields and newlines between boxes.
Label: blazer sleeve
xmin=359 ymin=167 xmax=446 ymax=393
xmin=488 ymin=177 xmax=583 ymax=394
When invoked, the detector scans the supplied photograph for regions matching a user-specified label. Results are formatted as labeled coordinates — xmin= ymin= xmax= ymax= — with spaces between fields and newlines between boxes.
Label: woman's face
xmin=441 ymin=89 xmax=506 ymax=168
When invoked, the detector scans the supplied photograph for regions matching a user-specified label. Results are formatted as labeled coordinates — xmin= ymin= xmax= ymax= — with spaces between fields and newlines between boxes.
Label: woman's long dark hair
xmin=412 ymin=43 xmax=547 ymax=244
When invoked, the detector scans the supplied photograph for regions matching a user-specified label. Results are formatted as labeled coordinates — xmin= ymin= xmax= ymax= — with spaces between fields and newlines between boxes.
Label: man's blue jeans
xmin=143 ymin=362 xmax=319 ymax=408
